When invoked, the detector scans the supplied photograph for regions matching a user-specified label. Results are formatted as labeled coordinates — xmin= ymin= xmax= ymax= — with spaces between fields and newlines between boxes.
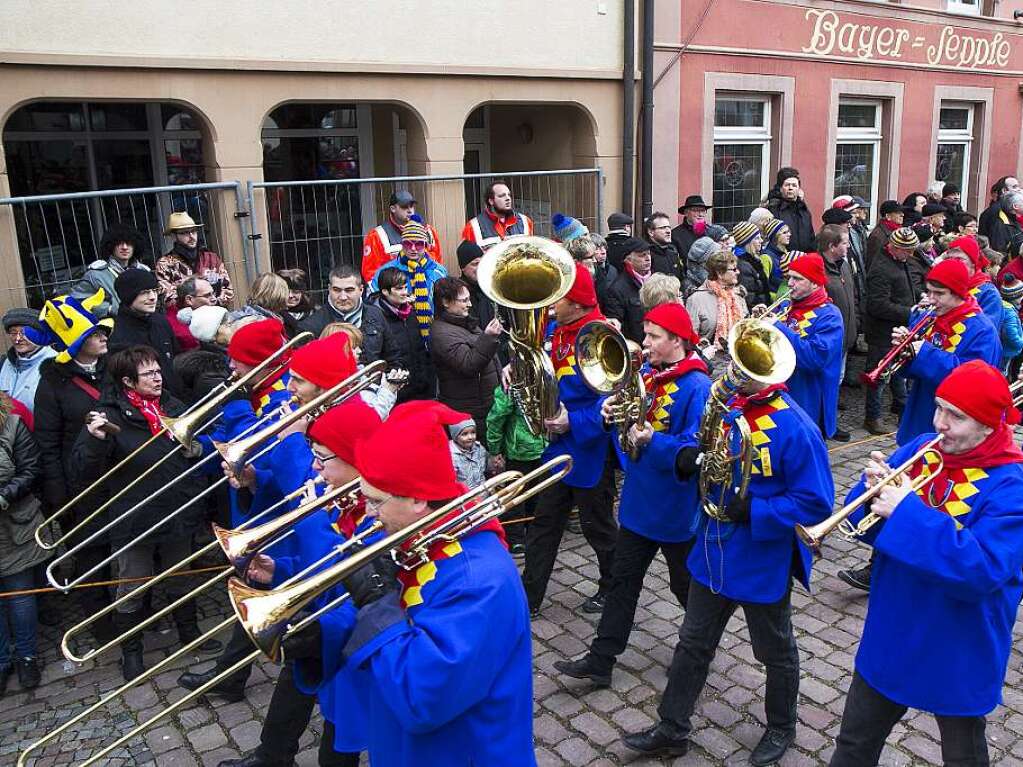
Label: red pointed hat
xmin=227 ymin=318 xmax=286 ymax=366
xmin=565 ymin=262 xmax=598 ymax=308
xmin=307 ymin=397 xmax=383 ymax=465
xmin=355 ymin=401 xmax=468 ymax=500
xmin=289 ymin=333 xmax=357 ymax=388
xmin=947 ymin=235 xmax=988 ymax=270
xmin=643 ymin=302 xmax=698 ymax=344
xmin=926 ymin=259 xmax=970 ymax=299
xmin=788 ymin=252 xmax=828 ymax=286
xmin=935 ymin=360 xmax=1020 ymax=428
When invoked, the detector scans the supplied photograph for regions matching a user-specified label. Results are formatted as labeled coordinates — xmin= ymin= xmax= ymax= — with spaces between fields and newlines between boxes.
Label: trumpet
xmin=35 ymin=331 xmax=312 ymax=551
xmin=860 ymin=311 xmax=936 ymax=389
xmin=749 ymin=294 xmax=790 ymax=321
xmin=795 ymin=435 xmax=944 ymax=550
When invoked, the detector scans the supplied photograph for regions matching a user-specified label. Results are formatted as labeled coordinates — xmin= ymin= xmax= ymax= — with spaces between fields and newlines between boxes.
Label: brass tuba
xmin=575 ymin=320 xmax=648 ymax=460
xmin=477 ymin=235 xmax=576 ymax=435
xmin=696 ymin=317 xmax=796 ymax=520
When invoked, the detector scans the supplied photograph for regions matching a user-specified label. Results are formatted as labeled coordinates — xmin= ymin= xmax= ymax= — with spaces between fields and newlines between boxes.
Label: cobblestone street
xmin=5 ymin=366 xmax=1023 ymax=766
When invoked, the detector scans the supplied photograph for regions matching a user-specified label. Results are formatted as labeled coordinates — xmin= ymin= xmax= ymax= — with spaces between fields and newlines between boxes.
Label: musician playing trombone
xmin=830 ymin=361 xmax=1023 ymax=767
xmin=893 ymin=260 xmax=1001 ymax=447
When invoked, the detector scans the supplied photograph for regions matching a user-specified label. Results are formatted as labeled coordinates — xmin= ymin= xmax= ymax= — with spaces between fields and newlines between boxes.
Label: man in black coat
xmin=978 ymin=176 xmax=1019 ymax=240
xmin=604 ymin=238 xmax=651 ymax=343
xmin=645 ymin=212 xmax=685 ymax=282
xmin=605 ymin=212 xmax=634 ymax=270
xmin=987 ymin=191 xmax=1023 ymax=256
xmin=108 ymin=269 xmax=183 ymax=396
xmin=670 ymin=195 xmax=713 ymax=262
xmin=764 ymin=167 xmax=815 ymax=252
xmin=298 ymin=265 xmax=389 ymax=362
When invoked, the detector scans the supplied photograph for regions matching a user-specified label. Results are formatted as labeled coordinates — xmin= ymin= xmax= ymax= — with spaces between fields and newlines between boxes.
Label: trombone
xmin=46 ymin=360 xmax=385 ymax=593
xmin=35 ymin=332 xmax=312 ymax=551
xmin=1010 ymin=380 xmax=1023 ymax=407
xmin=795 ymin=435 xmax=944 ymax=550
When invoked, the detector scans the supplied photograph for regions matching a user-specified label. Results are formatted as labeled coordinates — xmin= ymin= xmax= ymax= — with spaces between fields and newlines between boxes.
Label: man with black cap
xmin=456 ymin=240 xmax=498 ymax=331
xmin=605 ymin=238 xmax=653 ymax=343
xmin=605 ymin=212 xmax=634 ymax=270
xmin=0 ymin=308 xmax=56 ymax=415
xmin=670 ymin=195 xmax=712 ymax=263
xmin=922 ymin=202 xmax=947 ymax=235
xmin=361 ymin=190 xmax=442 ymax=282
xmin=866 ymin=200 xmax=905 ymax=268
xmin=108 ymin=269 xmax=182 ymax=395
xmin=941 ymin=183 xmax=963 ymax=231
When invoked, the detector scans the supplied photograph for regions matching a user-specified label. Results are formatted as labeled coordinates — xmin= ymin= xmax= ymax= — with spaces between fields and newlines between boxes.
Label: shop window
xmin=834 ymin=100 xmax=882 ymax=219
xmin=712 ymin=95 xmax=771 ymax=227
xmin=947 ymin=0 xmax=980 ymax=16
xmin=935 ymin=103 xmax=974 ymax=203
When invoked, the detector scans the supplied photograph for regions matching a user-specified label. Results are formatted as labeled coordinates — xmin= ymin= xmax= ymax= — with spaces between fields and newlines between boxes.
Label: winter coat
xmin=824 ymin=256 xmax=858 ymax=349
xmin=605 ymin=230 xmax=633 ymax=271
xmin=649 ymin=241 xmax=685 ymax=282
xmin=429 ymin=310 xmax=502 ymax=425
xmin=685 ymin=282 xmax=750 ymax=377
xmin=367 ymin=294 xmax=436 ymax=402
xmin=70 ymin=259 xmax=151 ymax=319
xmin=1000 ymin=301 xmax=1023 ymax=366
xmin=978 ymin=200 xmax=1001 ymax=241
xmin=603 ymin=270 xmax=646 ymax=344
xmin=108 ymin=306 xmax=183 ymax=395
xmin=988 ymin=208 xmax=1023 ymax=256
xmin=670 ymin=220 xmax=701 ymax=262
xmin=0 ymin=413 xmax=47 ymax=577
xmin=863 ymin=251 xmax=919 ymax=349
xmin=485 ymin=385 xmax=547 ymax=462
xmin=735 ymin=249 xmax=771 ymax=309
xmin=71 ymin=387 xmax=204 ymax=546
xmin=449 ymin=440 xmax=489 ymax=488
xmin=299 ymin=299 xmax=389 ymax=366
xmin=156 ymin=245 xmax=233 ymax=309
xmin=172 ymin=349 xmax=230 ymax=406
xmin=765 ymin=190 xmax=815 ymax=252
xmin=593 ymin=261 xmax=619 ymax=313
xmin=0 ymin=346 xmax=57 ymax=415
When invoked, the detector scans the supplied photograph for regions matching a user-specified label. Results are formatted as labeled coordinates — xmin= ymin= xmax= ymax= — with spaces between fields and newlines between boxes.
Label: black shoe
xmin=622 ymin=724 xmax=690 ymax=757
xmin=0 ymin=665 xmax=10 ymax=697
xmin=178 ymin=668 xmax=245 ymax=703
xmin=15 ymin=657 xmax=41 ymax=690
xmin=177 ymin=625 xmax=224 ymax=655
xmin=581 ymin=593 xmax=606 ymax=614
xmin=749 ymin=727 xmax=795 ymax=766
xmin=37 ymin=604 xmax=61 ymax=628
xmin=509 ymin=542 xmax=526 ymax=558
xmin=838 ymin=564 xmax=871 ymax=592
xmin=831 ymin=429 xmax=851 ymax=442
xmin=529 ymin=605 xmax=541 ymax=619
xmin=122 ymin=646 xmax=145 ymax=682
xmin=553 ymin=656 xmax=611 ymax=688
xmin=218 ymin=753 xmax=294 ymax=767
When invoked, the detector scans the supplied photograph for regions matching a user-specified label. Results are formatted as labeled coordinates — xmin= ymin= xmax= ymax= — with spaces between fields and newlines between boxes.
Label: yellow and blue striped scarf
xmin=406 ymin=256 xmax=432 ymax=339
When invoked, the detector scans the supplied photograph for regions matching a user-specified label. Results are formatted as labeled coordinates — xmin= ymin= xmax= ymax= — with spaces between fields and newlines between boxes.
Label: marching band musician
xmin=830 ymin=361 xmax=1023 ymax=767
xmin=894 ymin=259 xmax=1001 ymax=446
xmin=554 ymin=303 xmax=711 ymax=688
xmin=622 ymin=358 xmax=833 ymax=764
xmin=344 ymin=400 xmax=536 ymax=767
xmin=941 ymin=235 xmax=1003 ymax=328
xmin=521 ymin=264 xmax=618 ymax=617
xmin=773 ymin=252 xmax=845 ymax=440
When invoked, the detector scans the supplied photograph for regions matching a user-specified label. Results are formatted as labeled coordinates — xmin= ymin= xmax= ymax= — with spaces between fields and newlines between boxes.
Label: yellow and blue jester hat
xmin=27 ymin=288 xmax=115 ymax=363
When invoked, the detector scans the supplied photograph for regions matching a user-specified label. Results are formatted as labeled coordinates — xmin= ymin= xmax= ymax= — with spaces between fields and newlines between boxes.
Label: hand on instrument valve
xmin=675 ymin=446 xmax=702 ymax=479
xmin=600 ymin=394 xmax=621 ymax=426
xmin=862 ymin=451 xmax=890 ymax=489
xmin=281 ymin=619 xmax=322 ymax=661
xmin=245 ymin=553 xmax=276 ymax=585
xmin=223 ymin=461 xmax=257 ymax=489
xmin=870 ymin=471 xmax=913 ymax=519
xmin=890 ymin=326 xmax=909 ymax=346
xmin=224 ymin=383 xmax=251 ymax=404
xmin=628 ymin=421 xmax=654 ymax=449
xmin=341 ymin=554 xmax=401 ymax=609
xmin=721 ymin=494 xmax=752 ymax=524
xmin=544 ymin=405 xmax=570 ymax=436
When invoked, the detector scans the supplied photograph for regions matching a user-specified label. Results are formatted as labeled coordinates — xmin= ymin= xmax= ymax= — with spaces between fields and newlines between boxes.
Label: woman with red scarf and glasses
xmin=830 ymin=361 xmax=1023 ymax=766
xmin=73 ymin=345 xmax=213 ymax=682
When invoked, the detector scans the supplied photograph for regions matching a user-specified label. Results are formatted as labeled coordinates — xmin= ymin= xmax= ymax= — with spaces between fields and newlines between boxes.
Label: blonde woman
xmin=685 ymin=249 xmax=749 ymax=376
xmin=639 ymin=273 xmax=683 ymax=311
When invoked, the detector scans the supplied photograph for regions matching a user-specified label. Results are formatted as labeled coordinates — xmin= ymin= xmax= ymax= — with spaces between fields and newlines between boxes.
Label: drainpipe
xmin=622 ymin=0 xmax=636 ymax=220
xmin=640 ymin=0 xmax=654 ymax=220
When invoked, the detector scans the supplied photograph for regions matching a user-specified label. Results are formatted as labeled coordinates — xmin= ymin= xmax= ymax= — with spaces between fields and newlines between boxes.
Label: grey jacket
xmin=449 ymin=441 xmax=489 ymax=488
xmin=685 ymin=281 xmax=749 ymax=378
xmin=824 ymin=256 xmax=858 ymax=349
xmin=0 ymin=414 xmax=48 ymax=577
xmin=71 ymin=258 xmax=151 ymax=318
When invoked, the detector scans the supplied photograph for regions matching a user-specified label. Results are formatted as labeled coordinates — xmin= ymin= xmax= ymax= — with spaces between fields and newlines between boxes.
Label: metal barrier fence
xmin=0 ymin=181 xmax=252 ymax=308
xmin=248 ymin=168 xmax=603 ymax=297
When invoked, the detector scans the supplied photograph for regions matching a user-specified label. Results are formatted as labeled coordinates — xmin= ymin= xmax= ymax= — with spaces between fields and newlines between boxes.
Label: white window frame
xmin=936 ymin=102 xmax=974 ymax=204
xmin=835 ymin=99 xmax=882 ymax=223
xmin=712 ymin=94 xmax=772 ymax=223
xmin=946 ymin=0 xmax=981 ymax=16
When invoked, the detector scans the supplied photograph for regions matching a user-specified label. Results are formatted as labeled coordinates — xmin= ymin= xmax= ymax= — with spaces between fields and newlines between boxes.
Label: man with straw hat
xmin=156 ymin=211 xmax=234 ymax=310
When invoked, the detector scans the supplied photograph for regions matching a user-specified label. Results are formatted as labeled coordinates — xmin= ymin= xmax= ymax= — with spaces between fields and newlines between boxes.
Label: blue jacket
xmin=687 ymin=390 xmax=834 ymax=603
xmin=346 ymin=530 xmax=535 ymax=767
xmin=897 ymin=309 xmax=1001 ymax=446
xmin=776 ymin=301 xmax=844 ymax=438
xmin=971 ymin=280 xmax=1003 ymax=330
xmin=999 ymin=300 xmax=1023 ymax=366
xmin=2 ymin=346 xmax=56 ymax=413
xmin=847 ymin=433 xmax=1023 ymax=716
xmin=613 ymin=365 xmax=711 ymax=542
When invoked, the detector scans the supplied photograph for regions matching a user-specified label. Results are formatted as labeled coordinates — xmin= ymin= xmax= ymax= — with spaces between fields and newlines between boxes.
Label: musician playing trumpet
xmin=892 ymin=260 xmax=1001 ymax=446
xmin=830 ymin=361 xmax=1023 ymax=767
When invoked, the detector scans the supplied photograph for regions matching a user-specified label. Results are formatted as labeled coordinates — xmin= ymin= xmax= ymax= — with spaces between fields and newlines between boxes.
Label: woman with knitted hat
xmin=998 ymin=274 xmax=1023 ymax=373
xmin=731 ymin=221 xmax=772 ymax=308
xmin=892 ymin=259 xmax=1002 ymax=446
xmin=760 ymin=218 xmax=791 ymax=297
xmin=108 ymin=268 xmax=183 ymax=395
xmin=830 ymin=361 xmax=1023 ymax=767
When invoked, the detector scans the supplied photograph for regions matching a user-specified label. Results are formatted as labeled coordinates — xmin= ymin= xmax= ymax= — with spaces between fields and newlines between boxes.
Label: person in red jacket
xmin=461 ymin=182 xmax=534 ymax=249
xmin=361 ymin=191 xmax=442 ymax=282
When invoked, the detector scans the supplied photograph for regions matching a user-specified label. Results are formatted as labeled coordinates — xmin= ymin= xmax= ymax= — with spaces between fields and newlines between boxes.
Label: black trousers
xmin=588 ymin=527 xmax=692 ymax=674
xmin=319 ymin=720 xmax=360 ymax=767
xmin=211 ymin=620 xmax=256 ymax=690
xmin=658 ymin=579 xmax=799 ymax=737
xmin=831 ymin=671 xmax=989 ymax=767
xmin=255 ymin=664 xmax=317 ymax=763
xmin=521 ymin=449 xmax=618 ymax=610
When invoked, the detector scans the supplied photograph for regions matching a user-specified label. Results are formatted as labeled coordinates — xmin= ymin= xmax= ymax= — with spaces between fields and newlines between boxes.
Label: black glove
xmin=281 ymin=619 xmax=322 ymax=662
xmin=341 ymin=555 xmax=400 ymax=609
xmin=722 ymin=494 xmax=752 ymax=524
xmin=675 ymin=447 xmax=702 ymax=479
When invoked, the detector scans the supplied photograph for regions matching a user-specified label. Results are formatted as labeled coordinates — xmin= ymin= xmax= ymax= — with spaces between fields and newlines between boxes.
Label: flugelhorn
xmin=861 ymin=311 xmax=935 ymax=389
xmin=795 ymin=435 xmax=943 ymax=550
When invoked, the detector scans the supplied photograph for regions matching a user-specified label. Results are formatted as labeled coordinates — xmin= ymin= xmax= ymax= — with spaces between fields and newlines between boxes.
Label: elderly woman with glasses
xmin=685 ymin=249 xmax=750 ymax=376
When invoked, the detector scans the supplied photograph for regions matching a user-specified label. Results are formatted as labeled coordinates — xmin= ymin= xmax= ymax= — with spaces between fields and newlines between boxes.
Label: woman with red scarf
xmin=73 ymin=345 xmax=213 ymax=682
xmin=894 ymin=259 xmax=1002 ymax=446
xmin=830 ymin=361 xmax=1023 ymax=766
xmin=775 ymin=253 xmax=845 ymax=439
xmin=554 ymin=303 xmax=711 ymax=689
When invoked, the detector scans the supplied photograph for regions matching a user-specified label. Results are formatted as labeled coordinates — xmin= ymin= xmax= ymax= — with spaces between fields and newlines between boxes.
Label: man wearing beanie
xmin=460 ymin=181 xmax=534 ymax=248
xmin=361 ymin=189 xmax=442 ymax=283
xmin=555 ymin=303 xmax=711 ymax=689
xmin=455 ymin=239 xmax=498 ymax=331
xmin=732 ymin=220 xmax=771 ymax=308
xmin=108 ymin=268 xmax=182 ymax=395
xmin=606 ymin=211 xmax=634 ymax=269
xmin=776 ymin=253 xmax=845 ymax=440
xmin=371 ymin=221 xmax=448 ymax=340
xmin=942 ymin=236 xmax=1003 ymax=328
xmin=893 ymin=259 xmax=1001 ymax=447
xmin=623 ymin=325 xmax=833 ymax=765
xmin=343 ymin=401 xmax=535 ymax=767
xmin=830 ymin=361 xmax=1023 ymax=767
xmin=0 ymin=307 xmax=56 ymax=414
xmin=941 ymin=182 xmax=963 ymax=231
xmin=522 ymin=263 xmax=618 ymax=617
